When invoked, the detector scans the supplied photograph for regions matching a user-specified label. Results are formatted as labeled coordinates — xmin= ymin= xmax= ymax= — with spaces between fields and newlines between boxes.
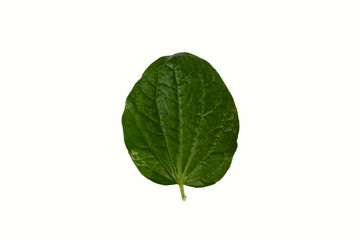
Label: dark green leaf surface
xmin=122 ymin=52 xmax=239 ymax=200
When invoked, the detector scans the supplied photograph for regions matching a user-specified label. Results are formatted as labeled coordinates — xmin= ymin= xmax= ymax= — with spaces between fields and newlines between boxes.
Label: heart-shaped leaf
xmin=122 ymin=52 xmax=239 ymax=200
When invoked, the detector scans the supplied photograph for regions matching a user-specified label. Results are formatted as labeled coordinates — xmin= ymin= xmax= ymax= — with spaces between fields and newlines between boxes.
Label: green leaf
xmin=122 ymin=52 xmax=239 ymax=200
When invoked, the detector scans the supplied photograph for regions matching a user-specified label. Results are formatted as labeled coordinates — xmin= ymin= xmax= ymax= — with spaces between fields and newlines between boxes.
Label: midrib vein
xmin=155 ymin=66 xmax=177 ymax=180
xmin=174 ymin=65 xmax=183 ymax=182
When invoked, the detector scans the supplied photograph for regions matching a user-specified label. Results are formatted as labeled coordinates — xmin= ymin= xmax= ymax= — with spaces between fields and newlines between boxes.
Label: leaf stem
xmin=179 ymin=183 xmax=186 ymax=201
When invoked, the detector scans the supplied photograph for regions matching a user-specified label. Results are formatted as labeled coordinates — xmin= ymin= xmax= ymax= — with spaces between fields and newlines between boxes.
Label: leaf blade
xmin=122 ymin=52 xmax=239 ymax=198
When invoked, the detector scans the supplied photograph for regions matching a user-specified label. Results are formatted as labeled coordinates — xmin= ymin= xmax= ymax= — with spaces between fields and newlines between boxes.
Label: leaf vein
xmin=130 ymin=106 xmax=176 ymax=182
xmin=154 ymin=63 xmax=178 ymax=180
xmin=181 ymin=61 xmax=205 ymax=179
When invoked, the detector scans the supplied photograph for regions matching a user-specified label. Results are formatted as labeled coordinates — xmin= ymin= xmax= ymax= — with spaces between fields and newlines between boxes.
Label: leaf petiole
xmin=179 ymin=183 xmax=186 ymax=201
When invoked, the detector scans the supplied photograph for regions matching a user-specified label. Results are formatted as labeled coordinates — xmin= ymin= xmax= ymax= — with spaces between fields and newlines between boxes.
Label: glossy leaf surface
xmin=122 ymin=52 xmax=239 ymax=200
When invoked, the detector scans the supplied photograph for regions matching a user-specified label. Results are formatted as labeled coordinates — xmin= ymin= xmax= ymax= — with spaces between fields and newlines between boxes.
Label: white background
xmin=1 ymin=0 xmax=359 ymax=239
